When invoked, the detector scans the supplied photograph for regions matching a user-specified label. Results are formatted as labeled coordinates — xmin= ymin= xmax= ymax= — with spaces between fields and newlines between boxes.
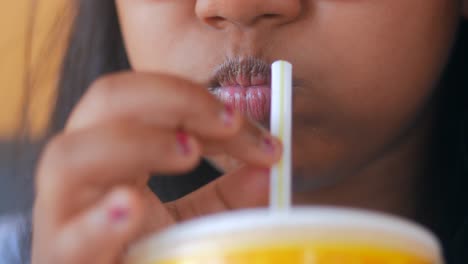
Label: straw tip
xmin=272 ymin=60 xmax=292 ymax=68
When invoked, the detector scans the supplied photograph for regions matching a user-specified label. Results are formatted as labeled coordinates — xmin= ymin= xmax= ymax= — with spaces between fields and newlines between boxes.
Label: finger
xmin=136 ymin=186 xmax=177 ymax=237
xmin=203 ymin=120 xmax=282 ymax=167
xmin=52 ymin=188 xmax=144 ymax=264
xmin=165 ymin=166 xmax=270 ymax=222
xmin=36 ymin=122 xmax=200 ymax=225
xmin=67 ymin=72 xmax=242 ymax=140
xmin=67 ymin=72 xmax=282 ymax=167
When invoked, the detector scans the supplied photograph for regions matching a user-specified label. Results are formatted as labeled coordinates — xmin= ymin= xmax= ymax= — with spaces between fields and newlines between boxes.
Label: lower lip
xmin=212 ymin=86 xmax=271 ymax=122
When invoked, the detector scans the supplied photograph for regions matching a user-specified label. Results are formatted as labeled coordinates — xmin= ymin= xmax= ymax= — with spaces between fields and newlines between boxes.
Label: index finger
xmin=67 ymin=72 xmax=241 ymax=139
xmin=67 ymin=71 xmax=282 ymax=166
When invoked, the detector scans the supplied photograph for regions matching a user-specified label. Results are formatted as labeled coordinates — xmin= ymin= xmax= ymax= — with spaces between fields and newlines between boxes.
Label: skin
xmin=116 ymin=0 xmax=462 ymax=212
xmin=32 ymin=1 xmax=468 ymax=263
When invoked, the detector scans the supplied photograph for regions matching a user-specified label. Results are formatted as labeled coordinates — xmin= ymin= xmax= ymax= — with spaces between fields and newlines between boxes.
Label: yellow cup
xmin=124 ymin=207 xmax=443 ymax=264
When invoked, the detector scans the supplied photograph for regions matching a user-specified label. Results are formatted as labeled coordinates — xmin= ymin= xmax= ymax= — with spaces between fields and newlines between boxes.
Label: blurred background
xmin=0 ymin=0 xmax=68 ymax=215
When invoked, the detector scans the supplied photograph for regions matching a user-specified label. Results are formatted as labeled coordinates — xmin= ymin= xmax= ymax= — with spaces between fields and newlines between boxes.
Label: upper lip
xmin=209 ymin=57 xmax=272 ymax=89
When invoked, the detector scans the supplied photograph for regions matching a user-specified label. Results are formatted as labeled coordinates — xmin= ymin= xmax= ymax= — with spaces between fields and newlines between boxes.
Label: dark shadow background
xmin=0 ymin=142 xmax=36 ymax=215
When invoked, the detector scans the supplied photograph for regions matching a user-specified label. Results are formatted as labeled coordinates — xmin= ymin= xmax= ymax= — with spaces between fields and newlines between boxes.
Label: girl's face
xmin=116 ymin=1 xmax=466 ymax=197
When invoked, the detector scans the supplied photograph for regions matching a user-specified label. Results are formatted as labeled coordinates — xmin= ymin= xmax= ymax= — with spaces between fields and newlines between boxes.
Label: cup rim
xmin=126 ymin=206 xmax=442 ymax=263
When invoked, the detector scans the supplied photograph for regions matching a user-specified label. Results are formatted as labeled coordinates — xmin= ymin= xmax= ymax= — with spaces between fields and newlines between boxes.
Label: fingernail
xmin=262 ymin=136 xmax=276 ymax=154
xmin=109 ymin=206 xmax=129 ymax=223
xmin=176 ymin=131 xmax=191 ymax=155
xmin=220 ymin=104 xmax=235 ymax=126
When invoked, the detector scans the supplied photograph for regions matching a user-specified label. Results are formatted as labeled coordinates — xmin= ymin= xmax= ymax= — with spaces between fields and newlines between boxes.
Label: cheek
xmin=300 ymin=0 xmax=457 ymax=132
xmin=116 ymin=0 xmax=198 ymax=73
xmin=285 ymin=0 xmax=459 ymax=175
xmin=322 ymin=0 xmax=457 ymax=141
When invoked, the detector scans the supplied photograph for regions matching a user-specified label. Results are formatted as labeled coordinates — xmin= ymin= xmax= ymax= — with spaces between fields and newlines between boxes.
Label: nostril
xmin=264 ymin=13 xmax=280 ymax=19
xmin=204 ymin=16 xmax=226 ymax=28
xmin=210 ymin=16 xmax=225 ymax=22
xmin=207 ymin=16 xmax=225 ymax=23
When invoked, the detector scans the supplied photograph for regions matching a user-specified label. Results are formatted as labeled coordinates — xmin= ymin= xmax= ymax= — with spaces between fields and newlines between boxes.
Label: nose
xmin=195 ymin=0 xmax=301 ymax=29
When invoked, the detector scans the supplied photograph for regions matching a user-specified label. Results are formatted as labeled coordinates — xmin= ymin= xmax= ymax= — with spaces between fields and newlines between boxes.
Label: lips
xmin=211 ymin=85 xmax=271 ymax=122
xmin=209 ymin=58 xmax=272 ymax=123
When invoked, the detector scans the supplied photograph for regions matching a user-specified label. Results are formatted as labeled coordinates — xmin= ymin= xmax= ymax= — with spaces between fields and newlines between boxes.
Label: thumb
xmin=53 ymin=187 xmax=144 ymax=264
xmin=165 ymin=166 xmax=270 ymax=221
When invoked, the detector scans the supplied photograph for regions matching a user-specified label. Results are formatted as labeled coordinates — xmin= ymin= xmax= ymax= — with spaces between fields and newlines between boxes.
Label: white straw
xmin=270 ymin=60 xmax=293 ymax=211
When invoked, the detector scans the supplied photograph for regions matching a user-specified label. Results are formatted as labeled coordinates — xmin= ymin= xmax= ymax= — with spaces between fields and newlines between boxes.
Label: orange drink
xmin=125 ymin=207 xmax=443 ymax=264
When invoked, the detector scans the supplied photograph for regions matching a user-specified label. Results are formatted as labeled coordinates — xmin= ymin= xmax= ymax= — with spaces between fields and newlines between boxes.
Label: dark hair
xmin=49 ymin=0 xmax=468 ymax=262
xmin=50 ymin=0 xmax=129 ymax=131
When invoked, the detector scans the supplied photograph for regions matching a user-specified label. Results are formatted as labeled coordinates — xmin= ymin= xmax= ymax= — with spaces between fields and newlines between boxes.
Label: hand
xmin=31 ymin=72 xmax=282 ymax=264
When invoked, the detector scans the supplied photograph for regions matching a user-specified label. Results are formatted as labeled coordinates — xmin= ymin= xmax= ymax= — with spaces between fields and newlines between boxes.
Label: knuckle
xmin=165 ymin=202 xmax=183 ymax=222
xmin=86 ymin=75 xmax=118 ymax=108
xmin=37 ymin=134 xmax=76 ymax=190
xmin=39 ymin=134 xmax=66 ymax=173
xmin=66 ymin=74 xmax=120 ymax=130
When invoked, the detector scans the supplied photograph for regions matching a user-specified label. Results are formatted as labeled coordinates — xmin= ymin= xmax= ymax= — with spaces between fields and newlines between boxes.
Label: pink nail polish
xmin=221 ymin=104 xmax=235 ymax=126
xmin=262 ymin=168 xmax=271 ymax=175
xmin=263 ymin=137 xmax=276 ymax=153
xmin=109 ymin=206 xmax=129 ymax=223
xmin=176 ymin=131 xmax=191 ymax=155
